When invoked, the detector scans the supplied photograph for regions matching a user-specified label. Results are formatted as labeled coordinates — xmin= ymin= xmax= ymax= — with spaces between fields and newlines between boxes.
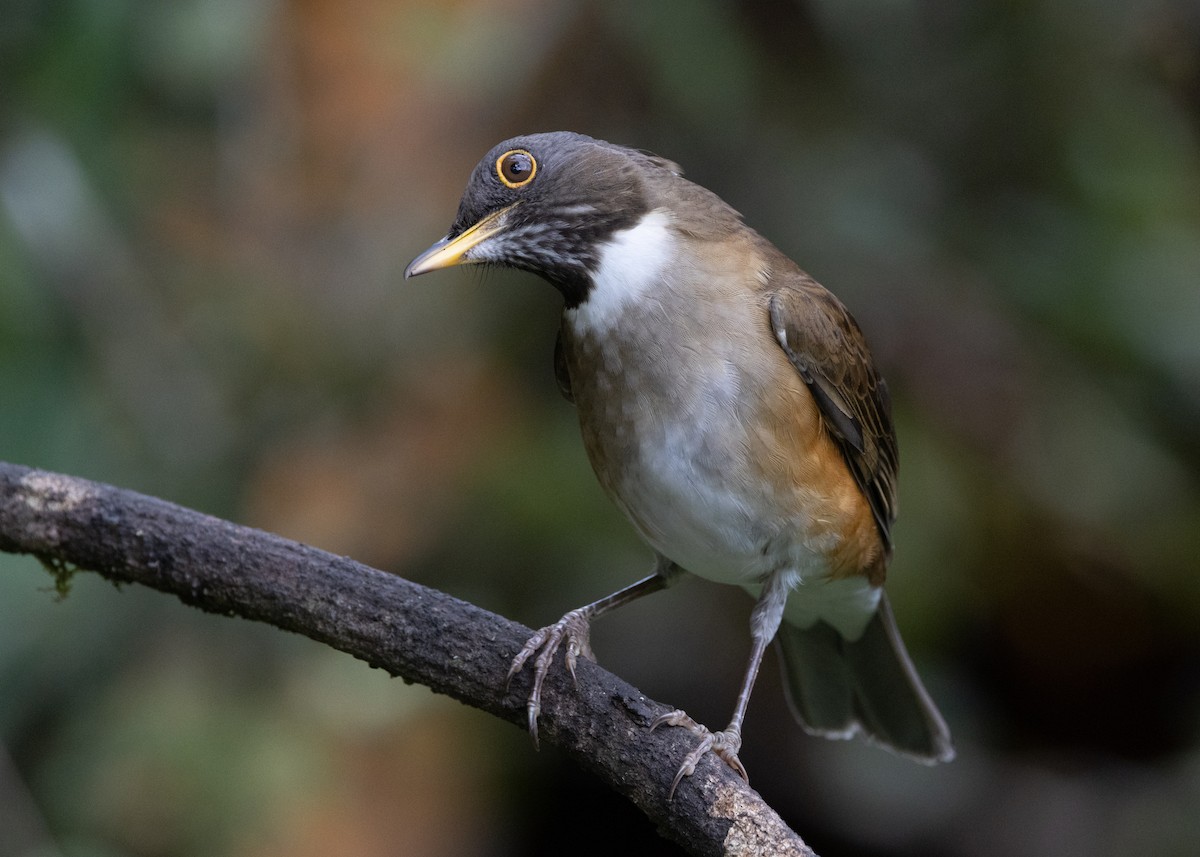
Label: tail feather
xmin=775 ymin=593 xmax=954 ymax=763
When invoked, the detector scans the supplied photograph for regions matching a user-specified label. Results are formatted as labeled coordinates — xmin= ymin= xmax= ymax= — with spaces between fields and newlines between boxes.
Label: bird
xmin=405 ymin=131 xmax=953 ymax=795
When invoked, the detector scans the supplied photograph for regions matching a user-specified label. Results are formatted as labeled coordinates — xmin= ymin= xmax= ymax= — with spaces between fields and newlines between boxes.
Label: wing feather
xmin=768 ymin=278 xmax=898 ymax=554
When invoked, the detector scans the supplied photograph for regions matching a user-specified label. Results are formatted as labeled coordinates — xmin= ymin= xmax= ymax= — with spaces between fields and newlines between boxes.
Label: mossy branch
xmin=0 ymin=462 xmax=813 ymax=857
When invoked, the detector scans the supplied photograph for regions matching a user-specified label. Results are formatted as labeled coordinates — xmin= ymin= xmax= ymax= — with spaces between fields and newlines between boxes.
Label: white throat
xmin=566 ymin=209 xmax=674 ymax=334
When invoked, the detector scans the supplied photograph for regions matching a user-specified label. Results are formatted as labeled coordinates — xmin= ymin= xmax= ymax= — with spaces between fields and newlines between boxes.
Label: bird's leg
xmin=508 ymin=556 xmax=682 ymax=747
xmin=651 ymin=570 xmax=790 ymax=798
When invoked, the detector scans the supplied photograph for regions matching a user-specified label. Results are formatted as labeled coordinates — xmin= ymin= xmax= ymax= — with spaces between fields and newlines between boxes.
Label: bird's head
xmin=404 ymin=132 xmax=682 ymax=306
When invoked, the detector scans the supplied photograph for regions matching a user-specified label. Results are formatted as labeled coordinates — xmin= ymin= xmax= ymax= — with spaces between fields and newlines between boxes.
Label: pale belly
xmin=573 ymin=357 xmax=882 ymax=639
xmin=557 ymin=214 xmax=883 ymax=639
xmin=569 ymin=330 xmax=839 ymax=588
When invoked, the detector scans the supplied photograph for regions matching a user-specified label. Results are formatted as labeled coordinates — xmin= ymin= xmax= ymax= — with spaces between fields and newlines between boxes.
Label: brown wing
xmin=768 ymin=277 xmax=898 ymax=555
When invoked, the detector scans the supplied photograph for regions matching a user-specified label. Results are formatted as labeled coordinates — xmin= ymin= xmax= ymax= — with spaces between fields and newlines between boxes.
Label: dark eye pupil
xmin=503 ymin=154 xmax=531 ymax=182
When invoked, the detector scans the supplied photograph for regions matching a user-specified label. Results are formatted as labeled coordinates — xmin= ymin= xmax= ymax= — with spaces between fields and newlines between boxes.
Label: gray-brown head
xmin=405 ymin=132 xmax=700 ymax=306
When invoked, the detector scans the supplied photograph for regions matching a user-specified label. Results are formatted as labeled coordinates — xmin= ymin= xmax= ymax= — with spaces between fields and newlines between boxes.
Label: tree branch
xmin=0 ymin=462 xmax=813 ymax=857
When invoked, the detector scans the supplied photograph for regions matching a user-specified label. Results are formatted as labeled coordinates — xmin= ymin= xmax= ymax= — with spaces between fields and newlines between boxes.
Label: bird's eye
xmin=496 ymin=150 xmax=537 ymax=188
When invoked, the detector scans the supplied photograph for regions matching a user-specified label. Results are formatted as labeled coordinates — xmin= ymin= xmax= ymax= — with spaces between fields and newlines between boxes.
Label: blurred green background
xmin=2 ymin=1 xmax=1200 ymax=855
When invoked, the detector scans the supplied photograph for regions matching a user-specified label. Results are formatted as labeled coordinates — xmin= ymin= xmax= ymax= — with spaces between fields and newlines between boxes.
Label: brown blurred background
xmin=2 ymin=1 xmax=1200 ymax=855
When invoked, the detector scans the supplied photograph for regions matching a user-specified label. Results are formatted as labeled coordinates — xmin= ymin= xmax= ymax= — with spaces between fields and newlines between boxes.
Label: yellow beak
xmin=404 ymin=204 xmax=517 ymax=278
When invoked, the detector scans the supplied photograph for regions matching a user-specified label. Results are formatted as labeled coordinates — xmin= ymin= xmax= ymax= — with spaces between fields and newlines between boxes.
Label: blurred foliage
xmin=2 ymin=1 xmax=1200 ymax=855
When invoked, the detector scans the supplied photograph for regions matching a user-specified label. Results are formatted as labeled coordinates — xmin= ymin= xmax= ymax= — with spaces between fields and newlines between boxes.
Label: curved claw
xmin=651 ymin=709 xmax=748 ymax=800
xmin=507 ymin=608 xmax=595 ymax=748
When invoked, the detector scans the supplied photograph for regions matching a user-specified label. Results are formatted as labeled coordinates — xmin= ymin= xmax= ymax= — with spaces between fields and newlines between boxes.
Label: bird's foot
xmin=650 ymin=710 xmax=748 ymax=799
xmin=506 ymin=608 xmax=595 ymax=747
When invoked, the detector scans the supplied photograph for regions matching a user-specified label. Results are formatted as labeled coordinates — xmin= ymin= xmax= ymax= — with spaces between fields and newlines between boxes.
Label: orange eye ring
xmin=496 ymin=149 xmax=537 ymax=188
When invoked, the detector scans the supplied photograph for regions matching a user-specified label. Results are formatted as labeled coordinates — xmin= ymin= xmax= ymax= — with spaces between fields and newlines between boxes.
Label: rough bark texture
xmin=0 ymin=462 xmax=814 ymax=857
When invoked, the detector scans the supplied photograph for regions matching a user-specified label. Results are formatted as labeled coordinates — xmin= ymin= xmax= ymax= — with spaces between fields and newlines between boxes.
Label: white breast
xmin=563 ymin=209 xmax=875 ymax=636
xmin=566 ymin=209 xmax=675 ymax=335
xmin=565 ymin=211 xmax=792 ymax=582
